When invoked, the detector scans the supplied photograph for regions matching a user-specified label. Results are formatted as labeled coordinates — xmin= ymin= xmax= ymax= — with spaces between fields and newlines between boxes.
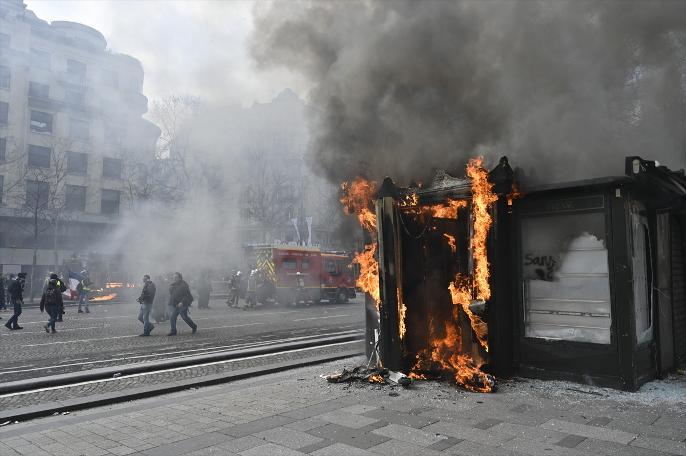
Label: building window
xmin=282 ymin=259 xmax=296 ymax=270
xmin=101 ymin=189 xmax=120 ymax=215
xmin=0 ymin=138 xmax=5 ymax=162
xmin=25 ymin=180 xmax=49 ymax=208
xmin=67 ymin=59 xmax=87 ymax=81
xmin=521 ymin=212 xmax=611 ymax=344
xmin=102 ymin=157 xmax=122 ymax=179
xmin=0 ymin=101 xmax=7 ymax=125
xmin=67 ymin=151 xmax=87 ymax=175
xmin=65 ymin=185 xmax=86 ymax=212
xmin=69 ymin=118 xmax=89 ymax=140
xmin=0 ymin=33 xmax=9 ymax=48
xmin=65 ymin=89 xmax=86 ymax=107
xmin=28 ymin=81 xmax=49 ymax=99
xmin=30 ymin=49 xmax=50 ymax=70
xmin=0 ymin=66 xmax=9 ymax=89
xmin=29 ymin=110 xmax=52 ymax=133
xmin=102 ymin=69 xmax=118 ymax=88
xmin=28 ymin=145 xmax=51 ymax=168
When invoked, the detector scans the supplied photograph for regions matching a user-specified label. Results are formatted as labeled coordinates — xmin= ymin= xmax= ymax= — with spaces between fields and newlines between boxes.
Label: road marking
xmin=292 ymin=314 xmax=351 ymax=322
xmin=0 ymin=365 xmax=34 ymax=371
xmin=0 ymin=340 xmax=361 ymax=399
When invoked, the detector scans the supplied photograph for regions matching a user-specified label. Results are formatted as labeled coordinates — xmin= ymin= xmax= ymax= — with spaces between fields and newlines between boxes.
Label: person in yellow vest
xmin=77 ymin=271 xmax=92 ymax=314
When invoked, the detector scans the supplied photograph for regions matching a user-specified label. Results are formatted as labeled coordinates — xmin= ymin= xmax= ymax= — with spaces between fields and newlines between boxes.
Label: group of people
xmin=135 ymin=272 xmax=198 ymax=336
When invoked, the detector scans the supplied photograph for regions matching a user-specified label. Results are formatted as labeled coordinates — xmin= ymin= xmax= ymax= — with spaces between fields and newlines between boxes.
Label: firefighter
xmin=244 ymin=269 xmax=258 ymax=310
xmin=5 ymin=272 xmax=26 ymax=330
xmin=40 ymin=274 xmax=64 ymax=333
xmin=167 ymin=272 xmax=197 ymax=336
xmin=228 ymin=271 xmax=242 ymax=308
xmin=294 ymin=271 xmax=307 ymax=306
xmin=77 ymin=270 xmax=92 ymax=313
xmin=137 ymin=274 xmax=156 ymax=336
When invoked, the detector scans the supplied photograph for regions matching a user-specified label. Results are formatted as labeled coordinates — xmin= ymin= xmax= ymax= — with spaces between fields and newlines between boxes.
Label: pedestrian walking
xmin=167 ymin=272 xmax=197 ymax=336
xmin=137 ymin=274 xmax=156 ymax=336
xmin=40 ymin=275 xmax=64 ymax=333
xmin=0 ymin=274 xmax=6 ymax=315
xmin=77 ymin=271 xmax=92 ymax=313
xmin=197 ymin=272 xmax=212 ymax=309
xmin=5 ymin=272 xmax=26 ymax=330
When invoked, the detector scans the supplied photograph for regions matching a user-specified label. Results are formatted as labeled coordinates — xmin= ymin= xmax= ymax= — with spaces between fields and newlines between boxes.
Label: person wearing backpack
xmin=167 ymin=272 xmax=197 ymax=336
xmin=40 ymin=274 xmax=64 ymax=333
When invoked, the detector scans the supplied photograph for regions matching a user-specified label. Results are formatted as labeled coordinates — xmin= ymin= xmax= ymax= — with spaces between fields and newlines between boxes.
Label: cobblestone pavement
xmin=0 ymin=299 xmax=364 ymax=382
xmin=0 ymin=356 xmax=684 ymax=456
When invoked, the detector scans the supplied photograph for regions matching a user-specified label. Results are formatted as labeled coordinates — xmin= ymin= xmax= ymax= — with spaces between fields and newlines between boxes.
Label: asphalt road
xmin=0 ymin=297 xmax=364 ymax=383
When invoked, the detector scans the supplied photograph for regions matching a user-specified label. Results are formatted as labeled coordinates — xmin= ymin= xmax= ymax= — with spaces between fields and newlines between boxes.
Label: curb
xmin=0 ymin=333 xmax=363 ymax=395
xmin=0 ymin=345 xmax=363 ymax=423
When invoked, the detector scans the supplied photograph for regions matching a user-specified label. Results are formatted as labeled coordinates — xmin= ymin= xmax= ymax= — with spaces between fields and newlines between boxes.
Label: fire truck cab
xmin=247 ymin=245 xmax=356 ymax=305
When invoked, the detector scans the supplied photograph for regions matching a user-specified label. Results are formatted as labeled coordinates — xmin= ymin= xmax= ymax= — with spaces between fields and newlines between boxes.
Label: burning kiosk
xmin=356 ymin=156 xmax=686 ymax=392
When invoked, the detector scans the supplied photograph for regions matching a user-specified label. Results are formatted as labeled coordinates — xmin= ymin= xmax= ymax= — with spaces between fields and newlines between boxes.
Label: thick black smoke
xmin=251 ymin=1 xmax=686 ymax=184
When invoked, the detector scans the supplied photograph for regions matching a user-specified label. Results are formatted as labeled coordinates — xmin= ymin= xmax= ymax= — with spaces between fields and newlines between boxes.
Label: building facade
xmin=0 ymin=0 xmax=160 ymax=282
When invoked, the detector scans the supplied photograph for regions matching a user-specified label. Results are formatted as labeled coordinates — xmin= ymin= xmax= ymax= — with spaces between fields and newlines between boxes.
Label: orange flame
xmin=507 ymin=181 xmax=523 ymax=206
xmin=368 ymin=373 xmax=386 ymax=384
xmin=443 ymin=233 xmax=457 ymax=254
xmin=428 ymin=199 xmax=468 ymax=219
xmin=90 ymin=293 xmax=117 ymax=302
xmin=341 ymin=179 xmax=380 ymax=310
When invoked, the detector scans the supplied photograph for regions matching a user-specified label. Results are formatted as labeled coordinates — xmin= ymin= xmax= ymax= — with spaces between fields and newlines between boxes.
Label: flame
xmin=399 ymin=192 xmax=419 ymax=207
xmin=443 ymin=233 xmax=457 ymax=254
xmin=466 ymin=158 xmax=498 ymax=301
xmin=507 ymin=181 xmax=523 ymax=206
xmin=397 ymin=287 xmax=406 ymax=340
xmin=409 ymin=158 xmax=497 ymax=392
xmin=90 ymin=293 xmax=117 ymax=302
xmin=106 ymin=282 xmax=123 ymax=289
xmin=368 ymin=373 xmax=386 ymax=384
xmin=341 ymin=178 xmax=381 ymax=310
xmin=428 ymin=199 xmax=467 ymax=219
xmin=341 ymin=178 xmax=377 ymax=232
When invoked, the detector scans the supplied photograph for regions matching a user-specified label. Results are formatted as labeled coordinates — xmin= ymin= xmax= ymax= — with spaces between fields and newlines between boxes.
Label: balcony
xmin=28 ymin=95 xmax=62 ymax=111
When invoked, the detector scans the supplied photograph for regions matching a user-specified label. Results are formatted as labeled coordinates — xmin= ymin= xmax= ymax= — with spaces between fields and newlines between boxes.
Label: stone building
xmin=0 ymin=0 xmax=160 ymax=283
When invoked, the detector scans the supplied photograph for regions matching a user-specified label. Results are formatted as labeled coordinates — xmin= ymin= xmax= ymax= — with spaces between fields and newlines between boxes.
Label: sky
xmin=25 ymin=0 xmax=309 ymax=107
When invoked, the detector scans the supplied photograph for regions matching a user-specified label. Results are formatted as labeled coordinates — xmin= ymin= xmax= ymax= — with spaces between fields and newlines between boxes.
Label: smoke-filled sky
xmin=25 ymin=0 xmax=309 ymax=106
xmin=251 ymin=1 xmax=686 ymax=185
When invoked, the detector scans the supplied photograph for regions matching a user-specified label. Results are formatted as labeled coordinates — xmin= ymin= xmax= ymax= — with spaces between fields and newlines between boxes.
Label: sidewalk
xmin=0 ymin=356 xmax=684 ymax=456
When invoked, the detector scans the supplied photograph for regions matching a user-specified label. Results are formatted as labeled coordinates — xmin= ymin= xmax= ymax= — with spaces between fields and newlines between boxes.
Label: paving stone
xmin=284 ymin=418 xmax=330 ymax=432
xmin=630 ymin=436 xmax=686 ymax=456
xmin=220 ymin=415 xmax=296 ymax=438
xmin=555 ymin=435 xmax=586 ymax=449
xmin=540 ymin=418 xmax=637 ymax=444
xmin=355 ymin=421 xmax=389 ymax=433
xmin=371 ymin=424 xmax=447 ymax=447
xmin=253 ymin=427 xmax=323 ymax=450
xmin=473 ymin=419 xmax=502 ymax=430
xmin=368 ymin=439 xmax=443 ymax=455
xmin=307 ymin=424 xmax=391 ymax=450
xmin=284 ymin=399 xmax=355 ymax=420
xmin=339 ymin=405 xmax=378 ymax=415
xmin=427 ymin=436 xmax=463 ymax=451
xmin=501 ymin=437 xmax=590 ymax=456
xmin=142 ymin=432 xmax=228 ymax=456
xmin=296 ymin=438 xmax=335 ymax=454
xmin=310 ymin=443 xmax=377 ymax=456
xmin=446 ymin=439 xmax=516 ymax=456
xmin=218 ymin=436 xmax=264 ymax=453
xmin=363 ymin=408 xmax=437 ymax=429
xmin=240 ymin=442 xmax=306 ymax=456
xmin=489 ymin=422 xmax=569 ymax=445
xmin=576 ymin=438 xmax=672 ymax=456
xmin=317 ymin=411 xmax=379 ymax=429
xmin=586 ymin=416 xmax=612 ymax=426
xmin=423 ymin=421 xmax=514 ymax=447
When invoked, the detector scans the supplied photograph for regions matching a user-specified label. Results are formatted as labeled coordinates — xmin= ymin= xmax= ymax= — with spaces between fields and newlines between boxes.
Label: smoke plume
xmin=251 ymin=1 xmax=686 ymax=184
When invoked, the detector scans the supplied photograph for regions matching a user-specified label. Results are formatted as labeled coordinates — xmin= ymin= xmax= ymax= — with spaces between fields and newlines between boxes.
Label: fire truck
xmin=244 ymin=245 xmax=356 ymax=305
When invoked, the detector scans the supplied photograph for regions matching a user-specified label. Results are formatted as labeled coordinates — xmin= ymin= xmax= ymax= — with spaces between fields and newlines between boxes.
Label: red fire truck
xmin=245 ymin=245 xmax=356 ymax=305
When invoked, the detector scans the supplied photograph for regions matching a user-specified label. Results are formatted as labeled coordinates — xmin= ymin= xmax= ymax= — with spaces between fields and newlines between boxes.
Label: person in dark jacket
xmin=137 ymin=275 xmax=156 ymax=336
xmin=40 ymin=275 xmax=65 ymax=333
xmin=167 ymin=272 xmax=197 ymax=336
xmin=0 ymin=274 xmax=6 ymax=314
xmin=5 ymin=272 xmax=26 ymax=330
xmin=196 ymin=272 xmax=212 ymax=309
